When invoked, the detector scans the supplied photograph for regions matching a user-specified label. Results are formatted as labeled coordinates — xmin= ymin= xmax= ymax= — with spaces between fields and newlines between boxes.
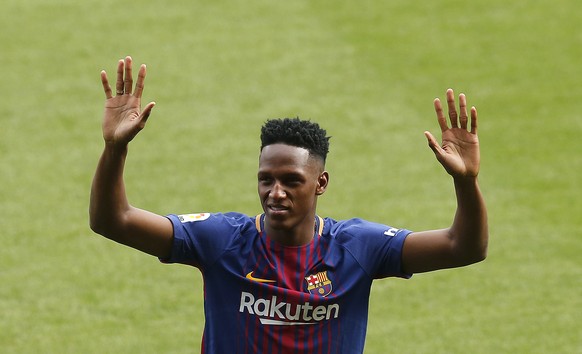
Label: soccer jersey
xmin=162 ymin=212 xmax=412 ymax=354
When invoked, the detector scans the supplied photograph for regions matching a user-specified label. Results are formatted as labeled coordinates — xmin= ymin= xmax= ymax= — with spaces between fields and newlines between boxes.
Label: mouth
xmin=267 ymin=204 xmax=290 ymax=215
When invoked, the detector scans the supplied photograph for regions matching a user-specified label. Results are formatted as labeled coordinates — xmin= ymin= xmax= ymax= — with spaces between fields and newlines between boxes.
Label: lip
xmin=267 ymin=204 xmax=290 ymax=216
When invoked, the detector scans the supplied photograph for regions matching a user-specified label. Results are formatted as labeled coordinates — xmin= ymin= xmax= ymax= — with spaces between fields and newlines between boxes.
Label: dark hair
xmin=260 ymin=117 xmax=330 ymax=162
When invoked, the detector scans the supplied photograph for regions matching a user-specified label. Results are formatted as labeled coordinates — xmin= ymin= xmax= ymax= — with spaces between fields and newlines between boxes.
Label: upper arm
xmin=98 ymin=207 xmax=174 ymax=259
xmin=401 ymin=228 xmax=469 ymax=274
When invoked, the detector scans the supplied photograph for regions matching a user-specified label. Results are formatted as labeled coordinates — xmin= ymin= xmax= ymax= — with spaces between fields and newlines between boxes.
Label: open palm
xmin=100 ymin=56 xmax=155 ymax=147
xmin=425 ymin=89 xmax=480 ymax=178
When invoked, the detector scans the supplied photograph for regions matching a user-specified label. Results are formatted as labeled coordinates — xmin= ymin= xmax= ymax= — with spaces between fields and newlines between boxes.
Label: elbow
xmin=89 ymin=205 xmax=102 ymax=235
xmin=473 ymin=248 xmax=488 ymax=264
xmin=453 ymin=238 xmax=488 ymax=267
xmin=479 ymin=242 xmax=489 ymax=261
xmin=476 ymin=232 xmax=489 ymax=263
xmin=89 ymin=211 xmax=117 ymax=237
xmin=89 ymin=204 xmax=120 ymax=236
xmin=452 ymin=226 xmax=489 ymax=266
xmin=88 ymin=209 xmax=128 ymax=242
xmin=89 ymin=215 xmax=106 ymax=236
xmin=456 ymin=250 xmax=487 ymax=268
xmin=89 ymin=220 xmax=101 ymax=235
xmin=467 ymin=240 xmax=488 ymax=265
xmin=89 ymin=218 xmax=124 ymax=242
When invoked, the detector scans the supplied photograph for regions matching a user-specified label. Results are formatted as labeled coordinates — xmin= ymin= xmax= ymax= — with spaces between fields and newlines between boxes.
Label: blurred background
xmin=1 ymin=0 xmax=580 ymax=352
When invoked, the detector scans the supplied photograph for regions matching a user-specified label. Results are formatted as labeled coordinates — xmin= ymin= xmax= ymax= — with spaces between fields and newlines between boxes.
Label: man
xmin=90 ymin=56 xmax=488 ymax=353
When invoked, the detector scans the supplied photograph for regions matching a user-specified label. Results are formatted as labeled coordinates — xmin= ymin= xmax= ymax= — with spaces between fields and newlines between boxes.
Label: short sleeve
xmin=330 ymin=218 xmax=413 ymax=279
xmin=160 ymin=212 xmax=252 ymax=268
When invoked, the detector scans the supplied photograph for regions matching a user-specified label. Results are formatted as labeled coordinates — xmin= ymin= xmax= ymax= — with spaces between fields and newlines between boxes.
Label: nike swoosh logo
xmin=246 ymin=271 xmax=276 ymax=283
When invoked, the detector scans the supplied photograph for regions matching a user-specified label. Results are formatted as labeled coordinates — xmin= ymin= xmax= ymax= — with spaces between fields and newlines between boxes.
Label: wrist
xmin=103 ymin=141 xmax=128 ymax=155
xmin=453 ymin=175 xmax=479 ymax=188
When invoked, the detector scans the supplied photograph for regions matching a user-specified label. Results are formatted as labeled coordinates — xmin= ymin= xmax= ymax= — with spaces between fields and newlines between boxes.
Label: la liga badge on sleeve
xmin=178 ymin=213 xmax=210 ymax=223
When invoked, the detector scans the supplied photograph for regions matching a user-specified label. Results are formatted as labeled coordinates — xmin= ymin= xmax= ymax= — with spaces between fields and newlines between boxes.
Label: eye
xmin=258 ymin=175 xmax=273 ymax=184
xmin=283 ymin=176 xmax=304 ymax=187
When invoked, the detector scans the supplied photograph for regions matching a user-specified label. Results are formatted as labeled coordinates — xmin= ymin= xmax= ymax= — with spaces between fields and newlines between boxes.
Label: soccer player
xmin=90 ymin=56 xmax=488 ymax=353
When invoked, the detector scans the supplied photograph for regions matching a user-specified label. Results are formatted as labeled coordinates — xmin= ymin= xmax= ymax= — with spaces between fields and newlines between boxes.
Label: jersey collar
xmin=255 ymin=214 xmax=324 ymax=237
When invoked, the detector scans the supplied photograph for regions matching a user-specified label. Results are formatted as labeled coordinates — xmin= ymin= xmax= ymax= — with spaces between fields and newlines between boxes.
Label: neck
xmin=264 ymin=214 xmax=318 ymax=247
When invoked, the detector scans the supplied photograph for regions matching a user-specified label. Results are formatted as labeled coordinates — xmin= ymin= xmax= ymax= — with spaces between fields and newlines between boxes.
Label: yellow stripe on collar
xmin=317 ymin=216 xmax=324 ymax=235
xmin=255 ymin=214 xmax=262 ymax=233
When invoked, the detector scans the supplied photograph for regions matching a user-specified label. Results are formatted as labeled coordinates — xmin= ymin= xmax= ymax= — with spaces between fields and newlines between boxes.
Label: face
xmin=258 ymin=144 xmax=328 ymax=236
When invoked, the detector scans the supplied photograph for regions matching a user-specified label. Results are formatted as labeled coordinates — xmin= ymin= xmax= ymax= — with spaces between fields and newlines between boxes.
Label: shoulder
xmin=167 ymin=212 xmax=257 ymax=235
xmin=322 ymin=217 xmax=413 ymax=279
xmin=162 ymin=212 xmax=259 ymax=266
xmin=170 ymin=211 xmax=253 ymax=224
xmin=323 ymin=217 xmax=409 ymax=240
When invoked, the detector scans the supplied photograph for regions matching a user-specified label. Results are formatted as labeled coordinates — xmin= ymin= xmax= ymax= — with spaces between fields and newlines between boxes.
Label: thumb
xmin=140 ymin=101 xmax=156 ymax=123
xmin=424 ymin=131 xmax=442 ymax=156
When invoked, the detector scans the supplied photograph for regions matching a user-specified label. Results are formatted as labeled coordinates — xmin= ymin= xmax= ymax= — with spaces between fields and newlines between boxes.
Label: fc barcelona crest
xmin=305 ymin=271 xmax=333 ymax=297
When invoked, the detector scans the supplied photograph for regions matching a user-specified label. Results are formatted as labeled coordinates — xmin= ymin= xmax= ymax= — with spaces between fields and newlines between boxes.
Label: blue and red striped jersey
xmin=162 ymin=212 xmax=412 ymax=353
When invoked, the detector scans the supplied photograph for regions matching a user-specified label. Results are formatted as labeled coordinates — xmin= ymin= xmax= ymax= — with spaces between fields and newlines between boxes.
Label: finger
xmin=434 ymin=98 xmax=448 ymax=132
xmin=470 ymin=106 xmax=478 ymax=134
xmin=124 ymin=56 xmax=133 ymax=95
xmin=424 ymin=131 xmax=444 ymax=157
xmin=115 ymin=59 xmax=124 ymax=95
xmin=101 ymin=70 xmax=112 ymax=99
xmin=459 ymin=93 xmax=468 ymax=130
xmin=446 ymin=88 xmax=458 ymax=128
xmin=134 ymin=64 xmax=147 ymax=98
xmin=139 ymin=102 xmax=156 ymax=125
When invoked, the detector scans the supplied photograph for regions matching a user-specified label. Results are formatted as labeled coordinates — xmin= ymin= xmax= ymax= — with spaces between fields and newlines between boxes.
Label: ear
xmin=315 ymin=171 xmax=329 ymax=195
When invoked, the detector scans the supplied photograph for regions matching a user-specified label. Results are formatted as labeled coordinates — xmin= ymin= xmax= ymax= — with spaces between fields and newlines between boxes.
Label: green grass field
xmin=1 ymin=0 xmax=580 ymax=352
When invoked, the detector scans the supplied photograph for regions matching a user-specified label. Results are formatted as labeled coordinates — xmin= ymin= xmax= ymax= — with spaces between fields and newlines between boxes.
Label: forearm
xmin=449 ymin=176 xmax=489 ymax=264
xmin=89 ymin=144 xmax=131 ymax=237
xmin=89 ymin=143 xmax=174 ymax=257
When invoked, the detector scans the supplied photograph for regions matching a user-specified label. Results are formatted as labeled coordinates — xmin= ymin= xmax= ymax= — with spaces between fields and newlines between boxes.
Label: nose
xmin=270 ymin=183 xmax=286 ymax=200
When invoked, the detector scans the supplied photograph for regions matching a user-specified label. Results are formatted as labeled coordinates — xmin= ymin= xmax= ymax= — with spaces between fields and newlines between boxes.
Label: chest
xmin=216 ymin=234 xmax=368 ymax=298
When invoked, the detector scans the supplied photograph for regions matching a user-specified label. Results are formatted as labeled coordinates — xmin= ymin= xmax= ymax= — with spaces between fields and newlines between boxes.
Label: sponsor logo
xmin=239 ymin=292 xmax=339 ymax=326
xmin=246 ymin=271 xmax=276 ymax=283
xmin=305 ymin=271 xmax=332 ymax=297
xmin=383 ymin=227 xmax=399 ymax=237
xmin=178 ymin=213 xmax=210 ymax=223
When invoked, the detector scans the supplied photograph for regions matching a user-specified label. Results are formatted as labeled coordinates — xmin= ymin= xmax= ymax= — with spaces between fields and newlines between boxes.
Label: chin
xmin=264 ymin=214 xmax=293 ymax=231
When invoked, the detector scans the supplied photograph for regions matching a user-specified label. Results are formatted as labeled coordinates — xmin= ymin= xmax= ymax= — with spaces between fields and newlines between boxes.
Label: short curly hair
xmin=260 ymin=117 xmax=330 ymax=162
